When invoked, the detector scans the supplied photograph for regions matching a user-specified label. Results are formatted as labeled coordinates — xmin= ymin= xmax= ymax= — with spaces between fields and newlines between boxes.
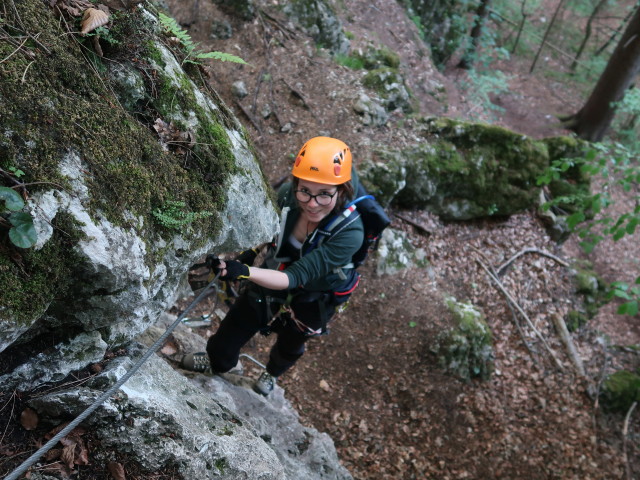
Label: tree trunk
xmin=511 ymin=0 xmax=529 ymax=54
xmin=570 ymin=0 xmax=607 ymax=72
xmin=457 ymin=0 xmax=492 ymax=69
xmin=564 ymin=6 xmax=640 ymax=141
xmin=596 ymin=1 xmax=639 ymax=56
xmin=530 ymin=0 xmax=566 ymax=73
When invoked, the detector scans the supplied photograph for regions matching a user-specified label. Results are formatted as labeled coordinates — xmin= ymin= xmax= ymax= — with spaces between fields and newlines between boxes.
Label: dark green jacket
xmin=272 ymin=173 xmax=364 ymax=292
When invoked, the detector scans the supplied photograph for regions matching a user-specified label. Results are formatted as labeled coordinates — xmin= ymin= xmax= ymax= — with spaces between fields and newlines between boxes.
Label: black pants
xmin=206 ymin=289 xmax=338 ymax=377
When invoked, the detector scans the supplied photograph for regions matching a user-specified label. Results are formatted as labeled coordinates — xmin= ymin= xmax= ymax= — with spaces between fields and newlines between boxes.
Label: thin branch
xmin=497 ymin=247 xmax=570 ymax=275
xmin=551 ymin=314 xmax=586 ymax=377
xmin=20 ymin=59 xmax=35 ymax=82
xmin=234 ymin=100 xmax=263 ymax=134
xmin=0 ymin=35 xmax=29 ymax=64
xmin=472 ymin=246 xmax=541 ymax=367
xmin=623 ymin=401 xmax=637 ymax=480
xmin=475 ymin=257 xmax=565 ymax=371
xmin=281 ymin=77 xmax=313 ymax=112
xmin=393 ymin=213 xmax=432 ymax=235
xmin=0 ymin=391 xmax=17 ymax=447
xmin=505 ymin=298 xmax=541 ymax=366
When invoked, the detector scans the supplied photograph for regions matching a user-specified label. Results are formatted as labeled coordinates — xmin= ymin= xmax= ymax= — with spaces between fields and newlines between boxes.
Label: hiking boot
xmin=253 ymin=371 xmax=276 ymax=396
xmin=180 ymin=352 xmax=243 ymax=376
xmin=181 ymin=352 xmax=212 ymax=374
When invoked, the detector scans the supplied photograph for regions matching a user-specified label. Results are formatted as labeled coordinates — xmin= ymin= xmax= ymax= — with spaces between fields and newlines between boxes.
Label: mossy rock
xmin=361 ymin=117 xmax=549 ymax=220
xmin=351 ymin=44 xmax=401 ymax=70
xmin=362 ymin=67 xmax=413 ymax=113
xmin=600 ymin=370 xmax=640 ymax=413
xmin=575 ymin=268 xmax=602 ymax=296
xmin=0 ymin=0 xmax=249 ymax=335
xmin=398 ymin=0 xmax=472 ymax=69
xmin=212 ymin=0 xmax=257 ymax=20
xmin=565 ymin=310 xmax=589 ymax=332
xmin=433 ymin=296 xmax=494 ymax=381
xmin=283 ymin=0 xmax=350 ymax=55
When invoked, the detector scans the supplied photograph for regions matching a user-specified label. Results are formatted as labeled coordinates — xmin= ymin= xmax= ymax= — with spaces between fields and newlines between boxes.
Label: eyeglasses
xmin=294 ymin=189 xmax=338 ymax=206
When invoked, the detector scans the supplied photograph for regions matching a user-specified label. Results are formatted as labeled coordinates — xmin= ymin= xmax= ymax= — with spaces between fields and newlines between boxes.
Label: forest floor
xmin=164 ymin=0 xmax=640 ymax=479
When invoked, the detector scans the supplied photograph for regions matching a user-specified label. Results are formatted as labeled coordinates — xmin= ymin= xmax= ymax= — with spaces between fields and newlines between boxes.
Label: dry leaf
xmin=161 ymin=342 xmax=178 ymax=356
xmin=81 ymin=8 xmax=109 ymax=34
xmin=319 ymin=379 xmax=330 ymax=392
xmin=45 ymin=448 xmax=63 ymax=461
xmin=61 ymin=442 xmax=77 ymax=468
xmin=153 ymin=118 xmax=196 ymax=153
xmin=20 ymin=407 xmax=39 ymax=430
xmin=108 ymin=461 xmax=126 ymax=480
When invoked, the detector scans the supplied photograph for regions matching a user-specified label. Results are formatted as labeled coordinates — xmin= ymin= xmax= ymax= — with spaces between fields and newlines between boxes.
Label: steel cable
xmin=4 ymin=274 xmax=220 ymax=480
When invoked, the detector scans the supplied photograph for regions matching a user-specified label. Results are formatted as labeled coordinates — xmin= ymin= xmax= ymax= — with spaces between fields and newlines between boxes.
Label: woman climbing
xmin=182 ymin=136 xmax=365 ymax=396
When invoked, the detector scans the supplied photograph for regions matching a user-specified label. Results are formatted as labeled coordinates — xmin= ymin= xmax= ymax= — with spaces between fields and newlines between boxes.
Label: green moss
xmin=0 ymin=212 xmax=85 ymax=325
xmin=0 ymin=0 xmax=245 ymax=321
xmin=601 ymin=370 xmax=640 ymax=413
xmin=347 ymin=44 xmax=400 ymax=70
xmin=362 ymin=67 xmax=399 ymax=92
xmin=379 ymin=117 xmax=550 ymax=218
xmin=214 ymin=457 xmax=227 ymax=474
xmin=565 ymin=310 xmax=588 ymax=332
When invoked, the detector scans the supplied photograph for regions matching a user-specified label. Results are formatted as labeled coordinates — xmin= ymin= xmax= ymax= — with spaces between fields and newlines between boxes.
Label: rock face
xmin=398 ymin=0 xmax=471 ymax=68
xmin=283 ymin=0 xmax=350 ymax=55
xmin=0 ymin=2 xmax=348 ymax=478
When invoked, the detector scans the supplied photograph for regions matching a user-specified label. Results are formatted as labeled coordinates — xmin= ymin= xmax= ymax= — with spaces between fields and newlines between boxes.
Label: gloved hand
xmin=205 ymin=254 xmax=222 ymax=272
xmin=235 ymin=247 xmax=259 ymax=265
xmin=219 ymin=260 xmax=251 ymax=281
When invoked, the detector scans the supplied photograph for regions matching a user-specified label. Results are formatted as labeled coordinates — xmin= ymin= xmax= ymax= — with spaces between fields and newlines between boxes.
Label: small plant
xmin=0 ymin=186 xmax=37 ymax=248
xmin=158 ymin=13 xmax=247 ymax=66
xmin=334 ymin=53 xmax=366 ymax=70
xmin=538 ymin=141 xmax=640 ymax=316
xmin=8 ymin=166 xmax=25 ymax=178
xmin=152 ymin=200 xmax=213 ymax=231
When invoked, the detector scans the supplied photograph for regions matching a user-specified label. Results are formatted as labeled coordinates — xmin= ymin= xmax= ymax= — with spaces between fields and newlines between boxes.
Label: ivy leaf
xmin=0 ymin=186 xmax=25 ymax=211
xmin=9 ymin=212 xmax=37 ymax=248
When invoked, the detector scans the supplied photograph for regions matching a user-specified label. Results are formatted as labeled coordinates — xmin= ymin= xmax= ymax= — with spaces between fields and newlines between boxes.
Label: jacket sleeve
xmin=283 ymin=217 xmax=364 ymax=289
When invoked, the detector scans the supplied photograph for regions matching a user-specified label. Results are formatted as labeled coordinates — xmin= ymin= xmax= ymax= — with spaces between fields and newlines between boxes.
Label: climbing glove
xmin=235 ymin=247 xmax=259 ymax=265
xmin=205 ymin=254 xmax=222 ymax=271
xmin=218 ymin=260 xmax=251 ymax=281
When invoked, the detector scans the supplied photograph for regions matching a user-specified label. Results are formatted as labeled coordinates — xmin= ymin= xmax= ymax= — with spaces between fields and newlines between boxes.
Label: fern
xmin=194 ymin=51 xmax=247 ymax=64
xmin=158 ymin=13 xmax=247 ymax=65
xmin=152 ymin=200 xmax=213 ymax=231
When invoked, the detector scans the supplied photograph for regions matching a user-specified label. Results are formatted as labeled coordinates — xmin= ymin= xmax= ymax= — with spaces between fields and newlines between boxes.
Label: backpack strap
xmin=303 ymin=195 xmax=372 ymax=279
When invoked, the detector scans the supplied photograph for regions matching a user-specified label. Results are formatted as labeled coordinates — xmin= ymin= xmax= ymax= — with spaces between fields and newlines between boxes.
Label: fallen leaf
xmin=161 ymin=342 xmax=177 ymax=356
xmin=61 ymin=442 xmax=77 ymax=468
xmin=81 ymin=8 xmax=109 ymax=35
xmin=108 ymin=461 xmax=126 ymax=480
xmin=20 ymin=407 xmax=38 ymax=430
xmin=45 ymin=448 xmax=63 ymax=461
xmin=319 ymin=379 xmax=330 ymax=392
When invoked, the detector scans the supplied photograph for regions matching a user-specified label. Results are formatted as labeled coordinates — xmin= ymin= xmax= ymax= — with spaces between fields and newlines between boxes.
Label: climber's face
xmin=295 ymin=179 xmax=338 ymax=224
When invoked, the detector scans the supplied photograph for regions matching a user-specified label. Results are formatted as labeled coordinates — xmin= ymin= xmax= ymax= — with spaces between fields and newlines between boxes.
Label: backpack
xmin=309 ymin=182 xmax=391 ymax=269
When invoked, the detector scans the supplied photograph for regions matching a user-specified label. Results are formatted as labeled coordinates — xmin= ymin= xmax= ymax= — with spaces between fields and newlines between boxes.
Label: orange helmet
xmin=292 ymin=137 xmax=352 ymax=185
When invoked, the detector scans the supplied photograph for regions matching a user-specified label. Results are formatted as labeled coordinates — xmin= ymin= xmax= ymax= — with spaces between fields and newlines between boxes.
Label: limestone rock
xmin=283 ymin=0 xmax=350 ymax=55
